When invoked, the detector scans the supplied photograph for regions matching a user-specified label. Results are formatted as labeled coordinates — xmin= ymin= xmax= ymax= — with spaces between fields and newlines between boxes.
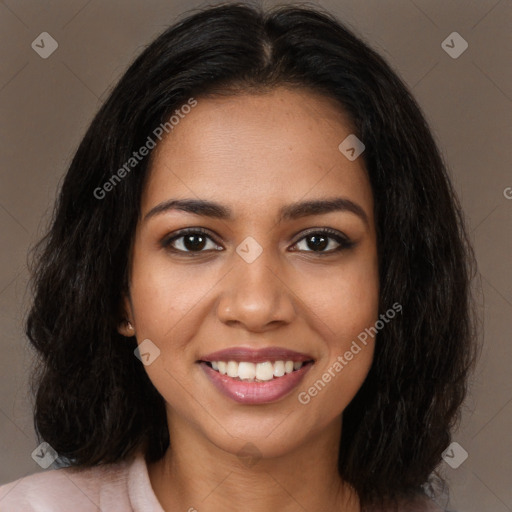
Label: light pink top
xmin=0 ymin=451 xmax=444 ymax=511
xmin=0 ymin=451 xmax=165 ymax=511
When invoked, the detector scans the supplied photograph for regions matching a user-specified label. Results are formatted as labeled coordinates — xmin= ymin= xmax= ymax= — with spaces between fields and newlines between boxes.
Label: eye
xmin=292 ymin=228 xmax=354 ymax=254
xmin=162 ymin=228 xmax=222 ymax=253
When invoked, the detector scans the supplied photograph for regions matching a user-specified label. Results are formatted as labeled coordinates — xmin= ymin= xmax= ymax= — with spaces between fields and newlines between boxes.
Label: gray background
xmin=0 ymin=1 xmax=511 ymax=510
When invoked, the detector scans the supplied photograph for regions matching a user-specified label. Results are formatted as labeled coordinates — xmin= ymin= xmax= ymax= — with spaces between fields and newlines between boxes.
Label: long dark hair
xmin=26 ymin=3 xmax=477 ymax=509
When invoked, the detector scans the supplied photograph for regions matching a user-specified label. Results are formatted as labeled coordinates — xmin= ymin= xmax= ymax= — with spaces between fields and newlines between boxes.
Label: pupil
xmin=308 ymin=235 xmax=327 ymax=251
xmin=184 ymin=234 xmax=206 ymax=251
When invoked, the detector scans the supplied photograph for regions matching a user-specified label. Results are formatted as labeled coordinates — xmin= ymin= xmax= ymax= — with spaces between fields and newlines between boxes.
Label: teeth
xmin=273 ymin=360 xmax=285 ymax=377
xmin=227 ymin=361 xmax=238 ymax=378
xmin=208 ymin=359 xmax=305 ymax=380
xmin=238 ymin=362 xmax=256 ymax=380
xmin=256 ymin=362 xmax=274 ymax=381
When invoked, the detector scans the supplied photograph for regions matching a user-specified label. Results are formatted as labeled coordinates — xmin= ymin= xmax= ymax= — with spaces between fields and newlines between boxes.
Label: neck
xmin=147 ymin=413 xmax=360 ymax=512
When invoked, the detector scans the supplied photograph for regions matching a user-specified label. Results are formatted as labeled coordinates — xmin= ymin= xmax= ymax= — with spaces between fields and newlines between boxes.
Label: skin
xmin=118 ymin=86 xmax=379 ymax=512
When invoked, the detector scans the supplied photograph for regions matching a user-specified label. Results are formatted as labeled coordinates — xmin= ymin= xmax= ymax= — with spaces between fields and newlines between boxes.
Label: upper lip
xmin=199 ymin=346 xmax=314 ymax=364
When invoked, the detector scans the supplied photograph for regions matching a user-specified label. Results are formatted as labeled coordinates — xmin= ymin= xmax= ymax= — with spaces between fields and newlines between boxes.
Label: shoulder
xmin=0 ymin=456 xmax=134 ymax=511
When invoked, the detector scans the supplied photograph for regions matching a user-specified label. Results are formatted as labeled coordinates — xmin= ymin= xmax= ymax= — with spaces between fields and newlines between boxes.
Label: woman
xmin=0 ymin=3 xmax=476 ymax=511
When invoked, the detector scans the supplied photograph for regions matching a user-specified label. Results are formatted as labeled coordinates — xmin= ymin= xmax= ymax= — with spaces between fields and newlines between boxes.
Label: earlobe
xmin=117 ymin=293 xmax=135 ymax=337
xmin=118 ymin=319 xmax=136 ymax=337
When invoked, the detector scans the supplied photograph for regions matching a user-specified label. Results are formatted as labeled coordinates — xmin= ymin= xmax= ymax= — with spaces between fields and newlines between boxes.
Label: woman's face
xmin=120 ymin=86 xmax=379 ymax=458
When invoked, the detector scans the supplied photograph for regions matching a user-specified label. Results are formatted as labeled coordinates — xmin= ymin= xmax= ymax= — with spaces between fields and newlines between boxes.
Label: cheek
xmin=294 ymin=250 xmax=379 ymax=416
xmin=129 ymin=254 xmax=209 ymax=342
xmin=296 ymin=246 xmax=379 ymax=348
xmin=127 ymin=258 xmax=211 ymax=411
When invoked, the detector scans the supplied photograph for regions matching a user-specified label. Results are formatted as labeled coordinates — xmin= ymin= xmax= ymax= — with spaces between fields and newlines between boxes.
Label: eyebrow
xmin=144 ymin=197 xmax=369 ymax=226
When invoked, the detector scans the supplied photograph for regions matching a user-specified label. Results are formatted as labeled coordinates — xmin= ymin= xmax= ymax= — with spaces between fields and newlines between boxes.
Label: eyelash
xmin=161 ymin=227 xmax=354 ymax=256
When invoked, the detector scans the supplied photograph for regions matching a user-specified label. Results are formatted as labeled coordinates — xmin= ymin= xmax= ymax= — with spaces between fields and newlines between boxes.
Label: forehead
xmin=142 ymin=87 xmax=372 ymax=219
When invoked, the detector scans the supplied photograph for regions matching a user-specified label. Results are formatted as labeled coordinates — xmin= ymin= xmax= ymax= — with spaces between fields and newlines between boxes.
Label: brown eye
xmin=292 ymin=228 xmax=354 ymax=254
xmin=163 ymin=228 xmax=222 ymax=253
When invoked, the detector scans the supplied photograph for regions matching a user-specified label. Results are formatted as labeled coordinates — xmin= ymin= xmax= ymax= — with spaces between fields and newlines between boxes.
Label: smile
xmin=198 ymin=346 xmax=315 ymax=404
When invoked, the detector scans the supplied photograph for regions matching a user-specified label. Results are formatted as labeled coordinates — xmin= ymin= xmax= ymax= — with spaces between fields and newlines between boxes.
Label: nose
xmin=216 ymin=249 xmax=296 ymax=333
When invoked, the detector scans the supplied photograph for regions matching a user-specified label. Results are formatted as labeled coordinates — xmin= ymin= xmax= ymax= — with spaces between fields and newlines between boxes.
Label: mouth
xmin=198 ymin=347 xmax=315 ymax=404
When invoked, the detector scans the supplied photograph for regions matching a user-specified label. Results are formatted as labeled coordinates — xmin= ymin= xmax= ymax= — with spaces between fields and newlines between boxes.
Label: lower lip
xmin=200 ymin=362 xmax=313 ymax=404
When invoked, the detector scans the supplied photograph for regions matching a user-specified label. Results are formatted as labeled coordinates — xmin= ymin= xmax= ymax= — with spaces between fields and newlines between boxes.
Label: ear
xmin=117 ymin=294 xmax=136 ymax=337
